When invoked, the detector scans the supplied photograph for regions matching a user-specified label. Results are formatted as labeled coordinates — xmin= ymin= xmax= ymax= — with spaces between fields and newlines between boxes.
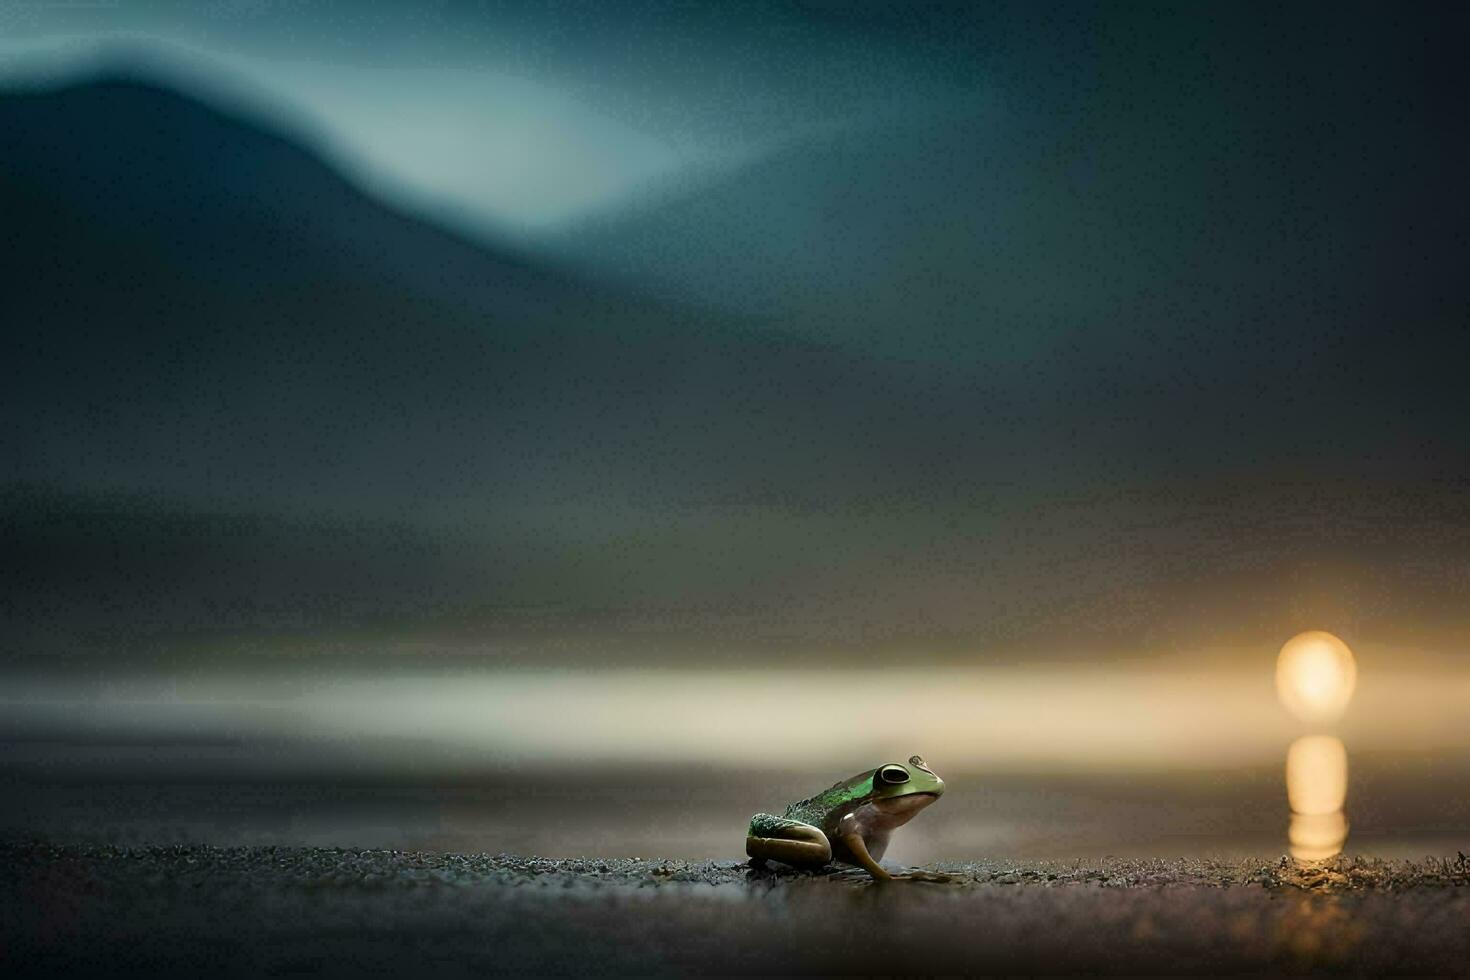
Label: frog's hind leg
xmin=746 ymin=814 xmax=831 ymax=868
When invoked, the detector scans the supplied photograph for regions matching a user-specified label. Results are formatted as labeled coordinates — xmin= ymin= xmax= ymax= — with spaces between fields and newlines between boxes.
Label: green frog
xmin=746 ymin=754 xmax=946 ymax=881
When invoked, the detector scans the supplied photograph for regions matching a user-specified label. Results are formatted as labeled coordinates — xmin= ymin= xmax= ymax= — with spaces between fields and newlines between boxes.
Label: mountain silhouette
xmin=3 ymin=73 xmax=1470 ymax=664
xmin=3 ymin=75 xmax=979 ymax=515
xmin=0 ymin=75 xmax=1045 ymax=660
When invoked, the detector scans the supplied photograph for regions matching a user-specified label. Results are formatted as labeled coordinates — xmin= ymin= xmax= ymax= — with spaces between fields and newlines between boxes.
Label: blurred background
xmin=2 ymin=1 xmax=1468 ymax=864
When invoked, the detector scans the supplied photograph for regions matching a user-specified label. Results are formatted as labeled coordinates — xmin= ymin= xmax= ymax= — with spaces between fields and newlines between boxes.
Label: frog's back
xmin=781 ymin=770 xmax=874 ymax=828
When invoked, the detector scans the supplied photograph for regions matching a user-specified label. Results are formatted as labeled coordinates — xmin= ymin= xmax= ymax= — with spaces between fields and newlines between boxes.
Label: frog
xmin=746 ymin=754 xmax=946 ymax=882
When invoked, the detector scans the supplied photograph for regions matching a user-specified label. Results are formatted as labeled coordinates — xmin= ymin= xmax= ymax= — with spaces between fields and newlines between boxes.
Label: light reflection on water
xmin=1287 ymin=736 xmax=1349 ymax=861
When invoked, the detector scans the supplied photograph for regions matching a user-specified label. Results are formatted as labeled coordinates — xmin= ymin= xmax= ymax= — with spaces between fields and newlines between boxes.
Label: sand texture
xmin=4 ymin=843 xmax=1470 ymax=975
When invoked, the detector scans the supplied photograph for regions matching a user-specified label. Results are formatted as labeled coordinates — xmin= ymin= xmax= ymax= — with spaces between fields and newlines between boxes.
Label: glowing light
xmin=1276 ymin=631 xmax=1357 ymax=724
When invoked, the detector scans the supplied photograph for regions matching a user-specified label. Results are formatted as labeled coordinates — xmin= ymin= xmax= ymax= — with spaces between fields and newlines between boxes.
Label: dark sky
xmin=3 ymin=2 xmax=1469 ymax=665
xmin=5 ymin=2 xmax=1461 ymax=242
xmin=553 ymin=3 xmax=1469 ymax=360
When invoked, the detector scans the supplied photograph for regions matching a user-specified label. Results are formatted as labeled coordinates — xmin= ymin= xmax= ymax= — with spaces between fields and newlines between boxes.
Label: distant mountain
xmin=4 ymin=73 xmax=1470 ymax=664
xmin=0 ymin=75 xmax=1042 ymax=659
xmin=1 ymin=75 xmax=983 ymax=515
xmin=2 ymin=75 xmax=595 ymax=510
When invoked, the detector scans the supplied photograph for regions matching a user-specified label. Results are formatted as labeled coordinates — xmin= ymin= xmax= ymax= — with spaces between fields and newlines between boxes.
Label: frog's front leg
xmin=836 ymin=814 xmax=952 ymax=883
xmin=746 ymin=813 xmax=832 ymax=868
xmin=836 ymin=813 xmax=894 ymax=881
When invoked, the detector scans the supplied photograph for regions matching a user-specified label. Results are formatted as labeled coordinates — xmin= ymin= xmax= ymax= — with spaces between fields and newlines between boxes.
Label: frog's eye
xmin=877 ymin=765 xmax=910 ymax=785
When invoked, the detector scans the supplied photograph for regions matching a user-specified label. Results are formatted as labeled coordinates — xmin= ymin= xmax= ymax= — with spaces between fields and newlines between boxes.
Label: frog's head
xmin=867 ymin=754 xmax=945 ymax=818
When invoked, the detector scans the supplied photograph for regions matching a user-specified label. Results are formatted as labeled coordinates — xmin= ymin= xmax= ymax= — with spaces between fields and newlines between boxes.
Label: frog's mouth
xmin=870 ymin=793 xmax=940 ymax=811
xmin=848 ymin=792 xmax=940 ymax=835
xmin=869 ymin=792 xmax=940 ymax=818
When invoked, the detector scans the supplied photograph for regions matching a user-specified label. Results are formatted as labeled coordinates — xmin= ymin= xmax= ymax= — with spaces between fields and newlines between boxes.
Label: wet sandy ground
xmin=4 ymin=843 xmax=1469 ymax=976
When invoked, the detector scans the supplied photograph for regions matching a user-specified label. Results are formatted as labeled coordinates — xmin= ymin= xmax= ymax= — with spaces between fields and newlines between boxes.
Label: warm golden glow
xmin=10 ymin=648 xmax=1470 ymax=775
xmin=1289 ymin=810 xmax=1348 ymax=862
xmin=1276 ymin=631 xmax=1357 ymax=724
xmin=1286 ymin=735 xmax=1347 ymax=815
